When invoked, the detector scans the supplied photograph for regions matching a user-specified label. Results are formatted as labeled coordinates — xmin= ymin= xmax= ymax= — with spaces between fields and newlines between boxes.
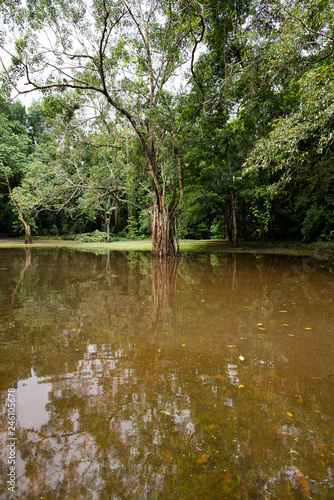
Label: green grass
xmin=1 ymin=237 xmax=333 ymax=259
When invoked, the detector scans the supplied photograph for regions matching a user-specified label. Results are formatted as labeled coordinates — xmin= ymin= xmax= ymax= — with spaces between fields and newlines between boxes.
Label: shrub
xmin=73 ymin=230 xmax=112 ymax=243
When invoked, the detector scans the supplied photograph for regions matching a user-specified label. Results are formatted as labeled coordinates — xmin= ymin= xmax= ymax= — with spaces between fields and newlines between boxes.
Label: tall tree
xmin=1 ymin=0 xmax=206 ymax=257
xmin=0 ymin=106 xmax=34 ymax=243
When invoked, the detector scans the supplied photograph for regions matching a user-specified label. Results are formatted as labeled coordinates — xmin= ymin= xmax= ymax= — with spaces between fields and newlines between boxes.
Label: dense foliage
xmin=0 ymin=0 xmax=333 ymax=247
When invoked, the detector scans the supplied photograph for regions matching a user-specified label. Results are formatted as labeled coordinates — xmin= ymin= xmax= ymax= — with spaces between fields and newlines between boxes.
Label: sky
xmin=0 ymin=0 xmax=206 ymax=112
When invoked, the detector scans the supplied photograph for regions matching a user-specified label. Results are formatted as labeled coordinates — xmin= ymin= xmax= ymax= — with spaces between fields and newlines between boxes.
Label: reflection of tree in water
xmin=10 ymin=247 xmax=31 ymax=306
xmin=150 ymin=256 xmax=180 ymax=337
xmin=10 ymin=339 xmax=334 ymax=498
xmin=0 ymin=250 xmax=333 ymax=497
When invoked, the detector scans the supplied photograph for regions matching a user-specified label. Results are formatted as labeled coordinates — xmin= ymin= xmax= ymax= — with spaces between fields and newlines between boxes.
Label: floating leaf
xmin=288 ymin=334 xmax=295 ymax=337
xmin=160 ymin=410 xmax=171 ymax=416
xmin=257 ymin=323 xmax=263 ymax=326
xmin=197 ymin=454 xmax=209 ymax=464
xmin=239 ymin=355 xmax=245 ymax=361
xmin=287 ymin=412 xmax=293 ymax=417
xmin=258 ymin=327 xmax=266 ymax=331
xmin=283 ymin=324 xmax=289 ymax=327
xmin=238 ymin=384 xmax=245 ymax=388
xmin=227 ymin=345 xmax=236 ymax=348
xmin=240 ymin=337 xmax=247 ymax=340
xmin=181 ymin=344 xmax=185 ymax=347
xmin=279 ymin=310 xmax=288 ymax=313
xmin=305 ymin=327 xmax=312 ymax=330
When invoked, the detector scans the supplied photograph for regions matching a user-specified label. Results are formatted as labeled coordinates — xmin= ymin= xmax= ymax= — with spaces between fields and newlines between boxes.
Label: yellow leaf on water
xmin=238 ymin=384 xmax=245 ymax=388
xmin=283 ymin=324 xmax=289 ymax=326
xmin=181 ymin=344 xmax=185 ymax=346
xmin=287 ymin=412 xmax=293 ymax=417
xmin=305 ymin=327 xmax=312 ymax=330
xmin=279 ymin=310 xmax=288 ymax=313
xmin=197 ymin=454 xmax=209 ymax=464
xmin=258 ymin=327 xmax=266 ymax=331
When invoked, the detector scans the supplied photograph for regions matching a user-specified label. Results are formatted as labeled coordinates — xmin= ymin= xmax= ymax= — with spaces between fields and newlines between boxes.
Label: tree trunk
xmin=222 ymin=208 xmax=232 ymax=242
xmin=106 ymin=216 xmax=111 ymax=243
xmin=114 ymin=200 xmax=119 ymax=228
xmin=18 ymin=214 xmax=32 ymax=245
xmin=226 ymin=136 xmax=238 ymax=247
xmin=151 ymin=196 xmax=180 ymax=258
xmin=5 ymin=176 xmax=32 ymax=244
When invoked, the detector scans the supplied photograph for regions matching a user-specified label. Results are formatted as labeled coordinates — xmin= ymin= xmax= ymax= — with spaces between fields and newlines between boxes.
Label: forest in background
xmin=0 ymin=0 xmax=333 ymax=254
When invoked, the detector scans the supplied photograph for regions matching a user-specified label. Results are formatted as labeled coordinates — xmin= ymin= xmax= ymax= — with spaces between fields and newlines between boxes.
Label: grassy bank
xmin=0 ymin=237 xmax=334 ymax=259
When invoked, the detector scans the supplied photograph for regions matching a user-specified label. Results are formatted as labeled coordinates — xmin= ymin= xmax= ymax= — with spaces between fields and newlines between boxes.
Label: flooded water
xmin=0 ymin=248 xmax=333 ymax=499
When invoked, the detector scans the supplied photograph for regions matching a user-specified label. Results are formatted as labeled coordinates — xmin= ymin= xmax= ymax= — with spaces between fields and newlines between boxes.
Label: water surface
xmin=0 ymin=249 xmax=333 ymax=498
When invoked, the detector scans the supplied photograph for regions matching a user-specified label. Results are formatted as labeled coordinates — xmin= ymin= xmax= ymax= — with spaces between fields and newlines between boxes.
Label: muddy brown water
xmin=0 ymin=248 xmax=333 ymax=499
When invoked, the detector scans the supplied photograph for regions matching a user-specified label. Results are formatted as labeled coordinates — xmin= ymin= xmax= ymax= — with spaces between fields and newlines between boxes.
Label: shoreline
xmin=0 ymin=238 xmax=333 ymax=260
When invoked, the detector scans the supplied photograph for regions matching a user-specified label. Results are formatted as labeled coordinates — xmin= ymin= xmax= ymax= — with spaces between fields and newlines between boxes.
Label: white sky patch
xmin=16 ymin=369 xmax=52 ymax=430
xmin=1 ymin=0 xmax=206 ymax=112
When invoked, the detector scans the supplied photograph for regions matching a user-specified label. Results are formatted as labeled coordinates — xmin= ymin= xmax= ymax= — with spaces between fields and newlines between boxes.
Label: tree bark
xmin=106 ymin=216 xmax=111 ymax=243
xmin=114 ymin=200 xmax=119 ymax=228
xmin=226 ymin=136 xmax=238 ymax=247
xmin=18 ymin=214 xmax=32 ymax=244
xmin=5 ymin=176 xmax=32 ymax=244
xmin=222 ymin=207 xmax=232 ymax=242
xmin=151 ymin=194 xmax=180 ymax=258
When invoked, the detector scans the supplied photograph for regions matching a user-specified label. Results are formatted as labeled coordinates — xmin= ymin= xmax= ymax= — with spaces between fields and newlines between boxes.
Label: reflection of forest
xmin=0 ymin=249 xmax=333 ymax=497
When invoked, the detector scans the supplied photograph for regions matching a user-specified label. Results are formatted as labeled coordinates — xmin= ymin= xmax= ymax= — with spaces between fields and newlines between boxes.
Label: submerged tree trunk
xmin=151 ymin=201 xmax=180 ymax=258
xmin=150 ymin=157 xmax=183 ymax=258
